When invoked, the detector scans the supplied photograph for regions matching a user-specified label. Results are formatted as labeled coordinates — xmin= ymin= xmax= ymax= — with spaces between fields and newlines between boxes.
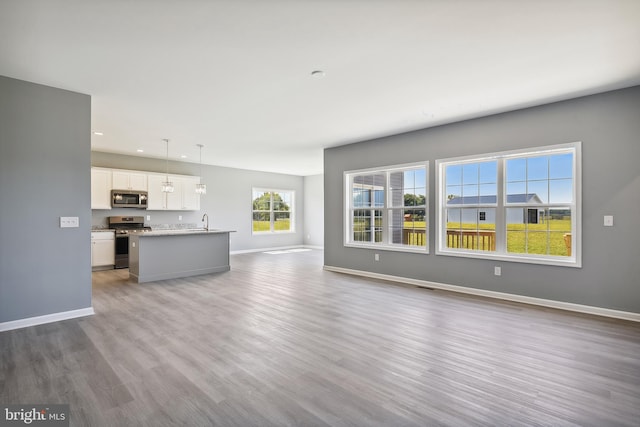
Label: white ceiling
xmin=1 ymin=1 xmax=639 ymax=176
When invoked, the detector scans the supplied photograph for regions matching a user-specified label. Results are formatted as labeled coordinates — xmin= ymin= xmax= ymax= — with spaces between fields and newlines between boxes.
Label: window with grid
xmin=436 ymin=142 xmax=581 ymax=267
xmin=345 ymin=163 xmax=428 ymax=252
xmin=444 ymin=160 xmax=498 ymax=251
xmin=252 ymin=189 xmax=294 ymax=234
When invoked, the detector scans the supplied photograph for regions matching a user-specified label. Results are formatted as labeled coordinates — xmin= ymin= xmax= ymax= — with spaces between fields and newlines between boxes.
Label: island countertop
xmin=129 ymin=230 xmax=233 ymax=283
xmin=138 ymin=229 xmax=235 ymax=237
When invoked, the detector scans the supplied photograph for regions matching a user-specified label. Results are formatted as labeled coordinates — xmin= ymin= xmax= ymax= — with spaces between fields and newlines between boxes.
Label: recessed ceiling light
xmin=180 ymin=155 xmax=187 ymax=159
xmin=93 ymin=131 xmax=104 ymax=136
xmin=136 ymin=149 xmax=144 ymax=153
xmin=311 ymin=70 xmax=325 ymax=78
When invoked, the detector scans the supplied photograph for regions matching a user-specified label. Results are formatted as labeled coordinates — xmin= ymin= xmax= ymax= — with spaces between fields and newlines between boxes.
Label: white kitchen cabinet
xmin=181 ymin=176 xmax=201 ymax=210
xmin=91 ymin=231 xmax=115 ymax=268
xmin=146 ymin=174 xmax=168 ymax=210
xmin=167 ymin=175 xmax=201 ymax=211
xmin=146 ymin=174 xmax=200 ymax=211
xmin=112 ymin=170 xmax=147 ymax=191
xmin=165 ymin=177 xmax=184 ymax=211
xmin=91 ymin=168 xmax=112 ymax=209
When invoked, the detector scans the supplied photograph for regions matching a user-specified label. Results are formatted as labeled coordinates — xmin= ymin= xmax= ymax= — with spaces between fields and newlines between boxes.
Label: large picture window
xmin=252 ymin=189 xmax=294 ymax=234
xmin=436 ymin=142 xmax=581 ymax=267
xmin=345 ymin=163 xmax=428 ymax=252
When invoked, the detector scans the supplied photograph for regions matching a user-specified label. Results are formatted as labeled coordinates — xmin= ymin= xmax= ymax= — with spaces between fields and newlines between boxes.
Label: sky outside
xmin=446 ymin=153 xmax=574 ymax=204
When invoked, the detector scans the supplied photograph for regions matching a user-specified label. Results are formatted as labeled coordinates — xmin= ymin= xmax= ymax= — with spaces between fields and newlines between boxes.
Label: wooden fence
xmin=402 ymin=229 xmax=426 ymax=246
xmin=446 ymin=230 xmax=496 ymax=251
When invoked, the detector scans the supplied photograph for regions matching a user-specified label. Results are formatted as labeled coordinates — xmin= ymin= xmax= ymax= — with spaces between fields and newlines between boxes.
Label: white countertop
xmin=135 ymin=229 xmax=234 ymax=237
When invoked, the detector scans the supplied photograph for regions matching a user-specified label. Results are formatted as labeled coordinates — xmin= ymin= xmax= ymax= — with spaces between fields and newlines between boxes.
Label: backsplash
xmin=91 ymin=221 xmax=202 ymax=231
xmin=92 ymin=208 xmax=205 ymax=230
xmin=149 ymin=223 xmax=200 ymax=230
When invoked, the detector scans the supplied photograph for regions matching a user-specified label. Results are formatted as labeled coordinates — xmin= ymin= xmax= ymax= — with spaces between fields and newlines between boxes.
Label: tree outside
xmin=253 ymin=191 xmax=292 ymax=232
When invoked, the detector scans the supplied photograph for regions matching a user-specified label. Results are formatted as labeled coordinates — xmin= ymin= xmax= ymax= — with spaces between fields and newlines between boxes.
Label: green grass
xmin=253 ymin=220 xmax=291 ymax=232
xmin=350 ymin=218 xmax=572 ymax=255
xmin=447 ymin=219 xmax=571 ymax=256
xmin=352 ymin=220 xmax=427 ymax=231
xmin=352 ymin=220 xmax=427 ymax=246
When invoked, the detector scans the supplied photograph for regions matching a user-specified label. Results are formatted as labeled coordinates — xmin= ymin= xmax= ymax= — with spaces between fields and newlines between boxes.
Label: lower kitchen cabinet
xmin=91 ymin=231 xmax=115 ymax=269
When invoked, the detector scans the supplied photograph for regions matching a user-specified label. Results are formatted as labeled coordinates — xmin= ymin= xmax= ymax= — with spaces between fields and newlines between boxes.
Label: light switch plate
xmin=604 ymin=215 xmax=614 ymax=226
xmin=60 ymin=216 xmax=79 ymax=228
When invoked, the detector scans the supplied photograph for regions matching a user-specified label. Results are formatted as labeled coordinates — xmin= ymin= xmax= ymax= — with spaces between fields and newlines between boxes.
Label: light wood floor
xmin=2 ymin=249 xmax=639 ymax=426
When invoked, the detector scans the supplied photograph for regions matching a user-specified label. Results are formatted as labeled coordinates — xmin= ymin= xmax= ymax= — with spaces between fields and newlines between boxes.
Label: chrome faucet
xmin=202 ymin=213 xmax=209 ymax=231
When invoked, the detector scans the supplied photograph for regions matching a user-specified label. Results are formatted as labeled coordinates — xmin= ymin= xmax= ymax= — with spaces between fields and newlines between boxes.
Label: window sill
xmin=435 ymin=248 xmax=581 ymax=268
xmin=252 ymin=231 xmax=296 ymax=236
xmin=345 ymin=242 xmax=428 ymax=254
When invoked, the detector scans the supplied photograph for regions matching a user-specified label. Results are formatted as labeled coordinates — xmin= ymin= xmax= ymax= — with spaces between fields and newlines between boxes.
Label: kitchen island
xmin=128 ymin=229 xmax=234 ymax=283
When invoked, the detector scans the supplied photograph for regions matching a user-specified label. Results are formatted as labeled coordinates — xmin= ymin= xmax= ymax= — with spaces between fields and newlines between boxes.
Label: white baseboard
xmin=232 ymin=245 xmax=315 ymax=255
xmin=323 ymin=265 xmax=640 ymax=323
xmin=303 ymin=245 xmax=324 ymax=250
xmin=0 ymin=307 xmax=95 ymax=332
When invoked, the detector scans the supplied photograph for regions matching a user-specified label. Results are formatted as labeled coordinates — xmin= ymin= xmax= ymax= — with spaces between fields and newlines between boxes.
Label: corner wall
xmin=324 ymin=86 xmax=640 ymax=314
xmin=304 ymin=174 xmax=324 ymax=248
xmin=0 ymin=76 xmax=92 ymax=325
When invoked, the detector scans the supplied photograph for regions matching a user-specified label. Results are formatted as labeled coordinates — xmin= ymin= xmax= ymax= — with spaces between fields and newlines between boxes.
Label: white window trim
xmin=251 ymin=187 xmax=296 ymax=235
xmin=435 ymin=142 xmax=581 ymax=267
xmin=344 ymin=161 xmax=429 ymax=254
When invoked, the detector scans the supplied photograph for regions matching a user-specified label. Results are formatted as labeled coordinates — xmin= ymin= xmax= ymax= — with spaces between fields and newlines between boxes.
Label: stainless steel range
xmin=108 ymin=216 xmax=152 ymax=269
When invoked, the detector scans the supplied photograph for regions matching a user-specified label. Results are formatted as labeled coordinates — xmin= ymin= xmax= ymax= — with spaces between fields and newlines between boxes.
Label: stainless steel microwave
xmin=111 ymin=190 xmax=148 ymax=209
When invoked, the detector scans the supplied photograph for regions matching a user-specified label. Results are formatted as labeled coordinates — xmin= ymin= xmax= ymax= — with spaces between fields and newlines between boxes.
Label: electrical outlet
xmin=374 ymin=253 xmax=380 ymax=261
xmin=178 ymin=215 xmax=182 ymax=221
xmin=146 ymin=215 xmax=151 ymax=221
xmin=60 ymin=216 xmax=79 ymax=228
xmin=604 ymin=215 xmax=614 ymax=226
xmin=494 ymin=266 xmax=501 ymax=276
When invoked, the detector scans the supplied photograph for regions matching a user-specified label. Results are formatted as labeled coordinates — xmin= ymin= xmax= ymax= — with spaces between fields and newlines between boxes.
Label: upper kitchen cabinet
xmin=146 ymin=173 xmax=167 ymax=210
xmin=166 ymin=175 xmax=201 ymax=211
xmin=147 ymin=173 xmax=200 ymax=211
xmin=112 ymin=170 xmax=147 ymax=191
xmin=91 ymin=167 xmax=112 ymax=209
xmin=181 ymin=176 xmax=201 ymax=211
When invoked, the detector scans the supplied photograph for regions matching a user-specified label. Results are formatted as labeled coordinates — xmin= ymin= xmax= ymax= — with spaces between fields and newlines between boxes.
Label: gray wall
xmin=324 ymin=86 xmax=640 ymax=314
xmin=303 ymin=174 xmax=324 ymax=248
xmin=0 ymin=76 xmax=92 ymax=323
xmin=92 ymin=152 xmax=305 ymax=252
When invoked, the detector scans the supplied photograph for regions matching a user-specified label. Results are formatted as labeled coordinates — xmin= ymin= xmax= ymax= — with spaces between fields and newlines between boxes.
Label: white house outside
xmin=446 ymin=193 xmax=544 ymax=224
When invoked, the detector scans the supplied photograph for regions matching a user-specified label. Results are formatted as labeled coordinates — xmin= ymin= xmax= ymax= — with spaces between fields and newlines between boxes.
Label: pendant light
xmin=195 ymin=144 xmax=207 ymax=194
xmin=161 ymin=138 xmax=174 ymax=193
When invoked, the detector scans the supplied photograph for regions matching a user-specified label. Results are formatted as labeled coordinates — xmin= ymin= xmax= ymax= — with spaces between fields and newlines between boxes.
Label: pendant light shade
xmin=161 ymin=138 xmax=174 ymax=193
xmin=161 ymin=181 xmax=174 ymax=193
xmin=195 ymin=144 xmax=207 ymax=195
xmin=195 ymin=183 xmax=207 ymax=194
